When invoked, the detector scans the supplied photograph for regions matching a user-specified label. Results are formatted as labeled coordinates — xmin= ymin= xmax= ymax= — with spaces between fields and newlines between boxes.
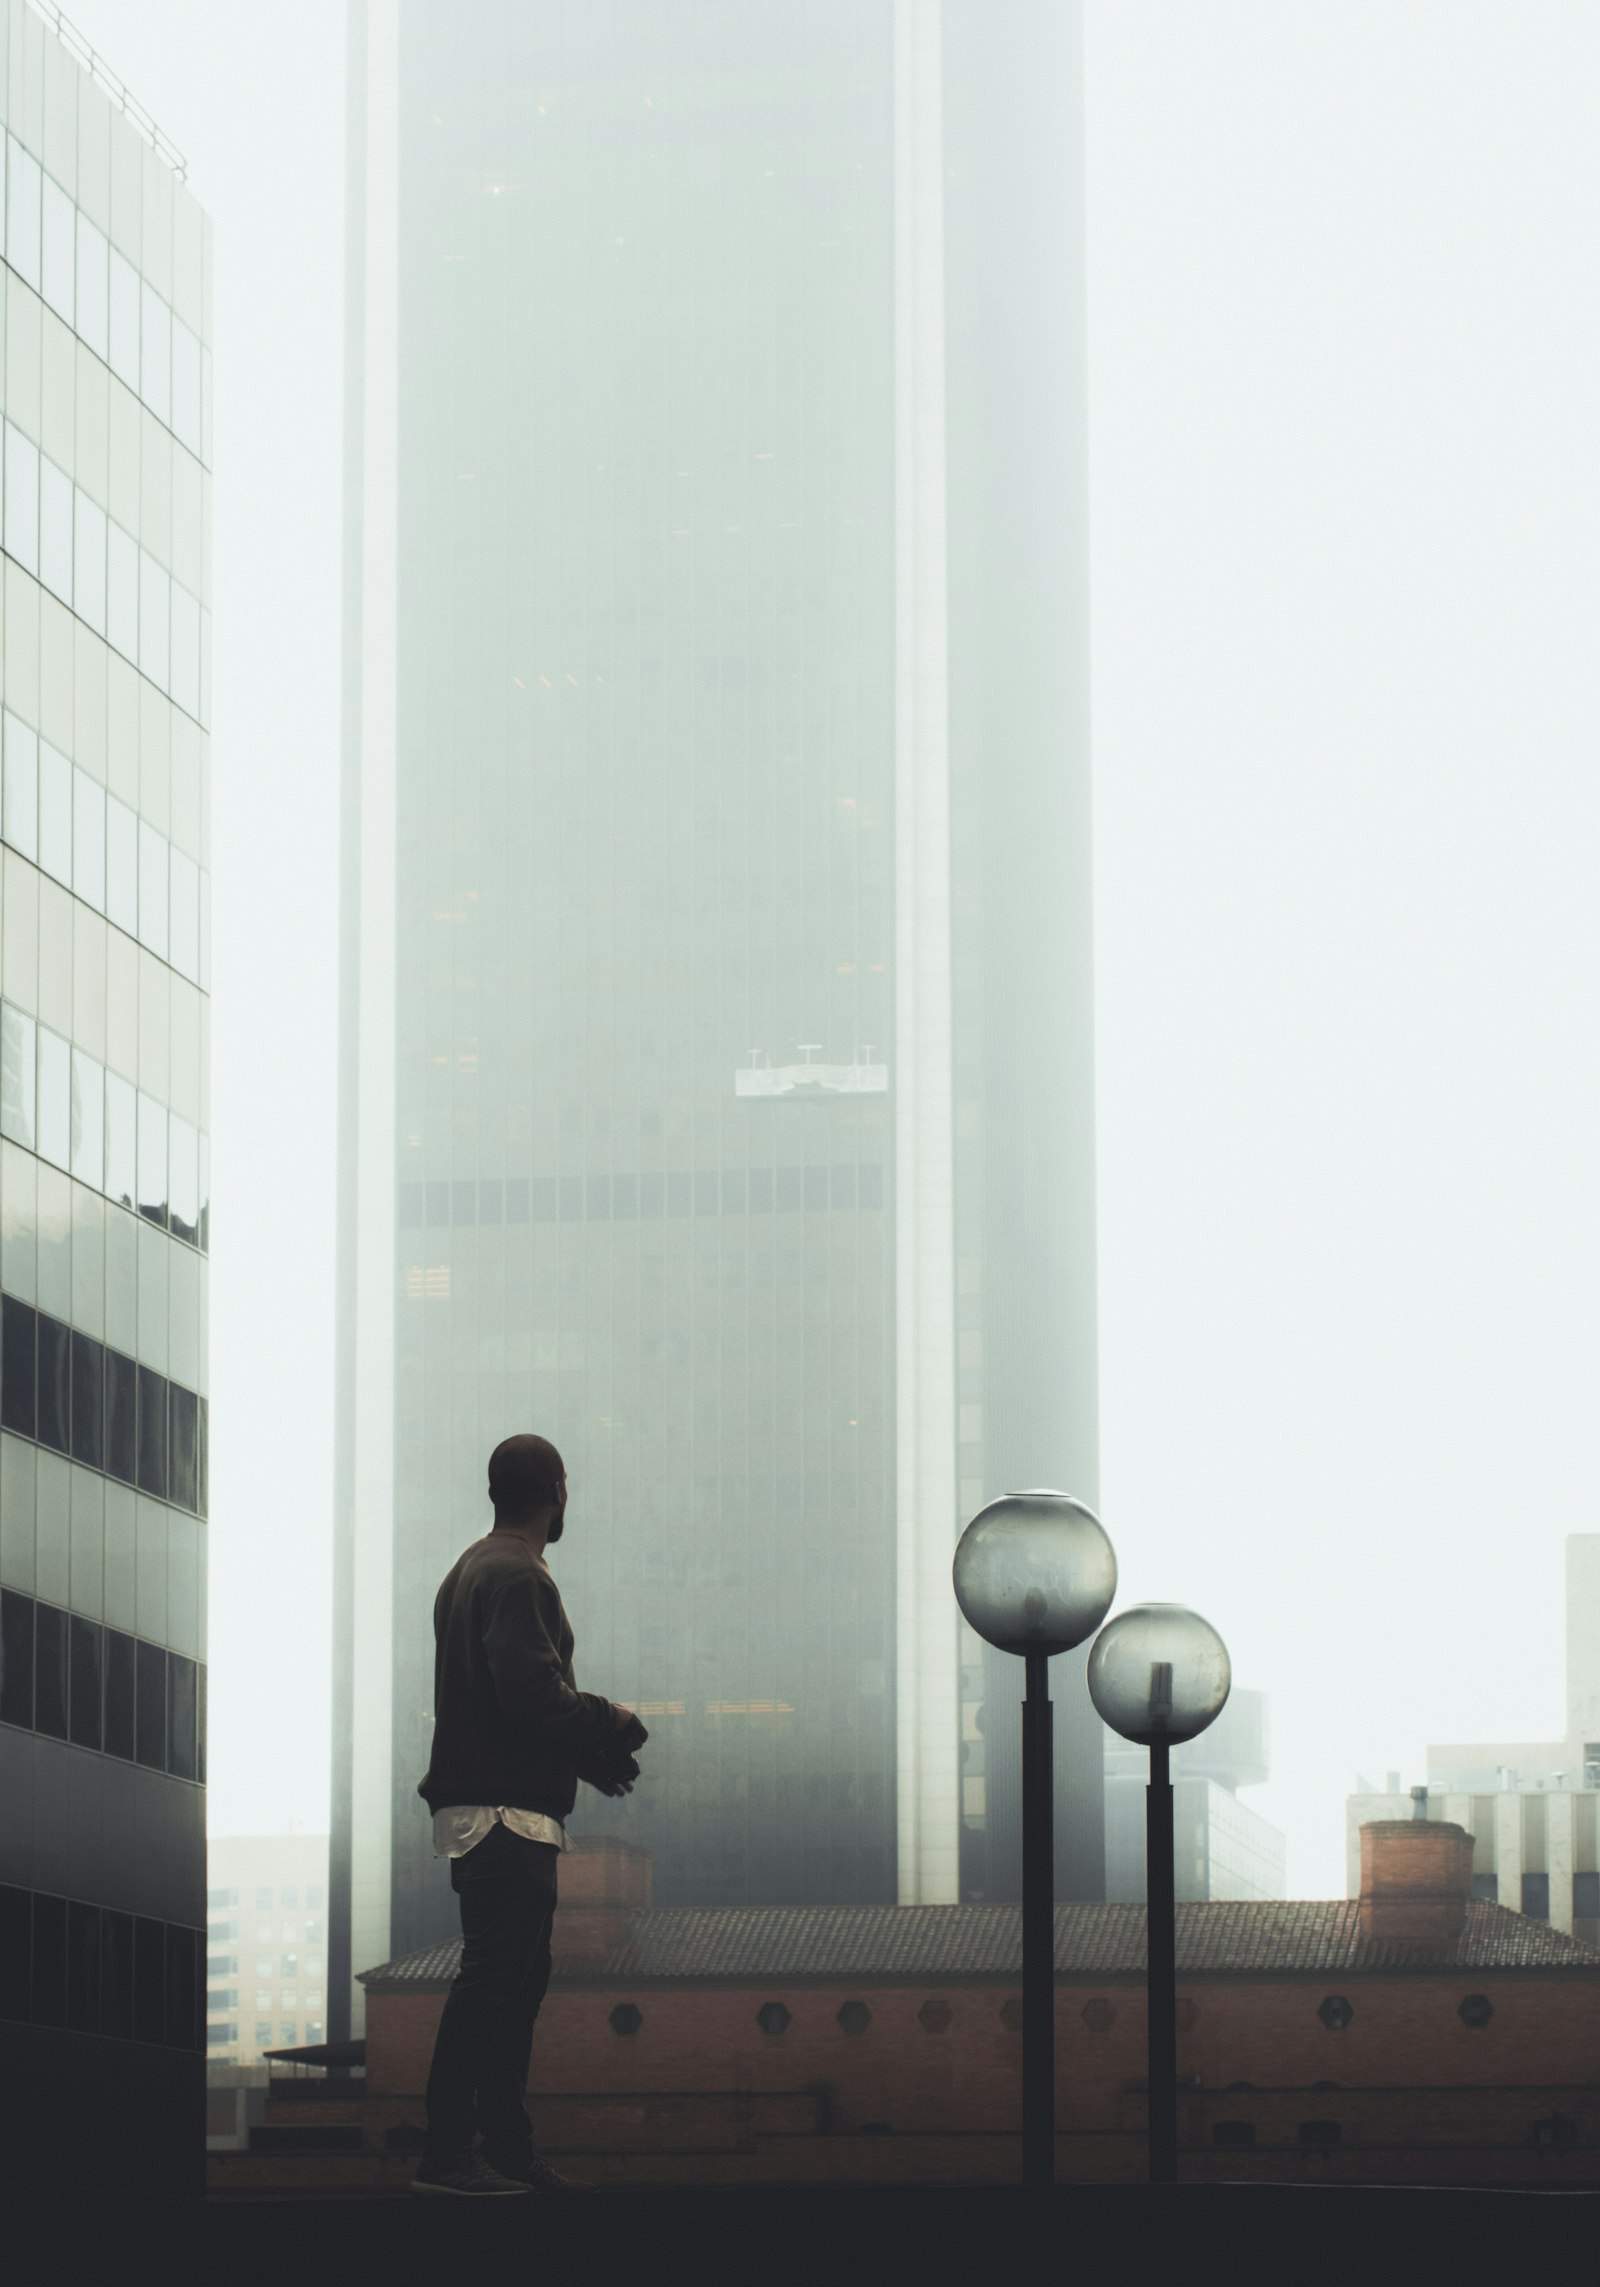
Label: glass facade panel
xmin=73 ymin=779 xmax=107 ymax=915
xmin=41 ymin=178 xmax=75 ymax=324
xmin=38 ymin=745 xmax=73 ymax=889
xmin=39 ymin=462 xmax=73 ymax=608
xmin=6 ymin=139 xmax=41 ymax=291
xmin=74 ymin=494 xmax=108 ymax=637
xmin=108 ymin=249 xmax=141 ymax=394
xmin=3 ymin=716 xmax=38 ymax=863
xmin=36 ymin=1029 xmax=70 ymax=1173
xmin=76 ymin=214 xmax=109 ymax=362
xmin=2 ymin=1007 xmax=37 ymax=1151
xmin=105 ymin=799 xmax=139 ymax=939
xmin=4 ymin=428 xmax=39 ymax=578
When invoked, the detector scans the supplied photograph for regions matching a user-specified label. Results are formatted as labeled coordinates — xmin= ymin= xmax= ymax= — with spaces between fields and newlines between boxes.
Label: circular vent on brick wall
xmin=755 ymin=2002 xmax=791 ymax=2036
xmin=836 ymin=2001 xmax=872 ymax=2035
xmin=608 ymin=2003 xmax=643 ymax=2036
xmin=1317 ymin=1995 xmax=1354 ymax=2031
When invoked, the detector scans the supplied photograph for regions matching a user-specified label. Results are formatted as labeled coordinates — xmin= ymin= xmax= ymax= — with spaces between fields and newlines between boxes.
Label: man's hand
xmin=577 ymin=1743 xmax=642 ymax=1798
xmin=613 ymin=1707 xmax=649 ymax=1753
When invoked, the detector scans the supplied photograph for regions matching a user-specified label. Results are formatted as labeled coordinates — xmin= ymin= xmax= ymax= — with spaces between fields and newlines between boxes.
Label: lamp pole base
xmin=1147 ymin=1736 xmax=1177 ymax=2183
xmin=1022 ymin=1646 xmax=1055 ymax=2187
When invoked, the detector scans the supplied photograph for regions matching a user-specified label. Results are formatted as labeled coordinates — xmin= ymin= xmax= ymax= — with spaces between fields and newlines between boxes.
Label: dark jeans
xmin=422 ymin=1822 xmax=559 ymax=2166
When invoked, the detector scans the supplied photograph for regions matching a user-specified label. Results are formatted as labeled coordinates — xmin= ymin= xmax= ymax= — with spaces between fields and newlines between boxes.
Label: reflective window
xmin=134 ymin=1635 xmax=166 ymax=1765
xmin=0 ymin=1006 xmax=36 ymax=1149
xmin=38 ymin=743 xmax=73 ymax=889
xmin=138 ymin=824 xmax=169 ymax=960
xmin=108 ymin=249 xmax=141 ymax=394
xmin=75 ymin=214 xmax=109 ymax=361
xmin=4 ymin=427 xmax=38 ymax=576
xmin=6 ymin=138 xmax=41 ymax=290
xmin=0 ymin=1296 xmax=36 ymax=1436
xmin=37 ymin=1320 xmax=68 ymax=1450
xmin=105 ymin=798 xmax=139 ymax=939
xmin=172 ymin=323 xmax=202 ymax=459
xmin=73 ymin=493 xmax=107 ymax=636
xmin=169 ymin=850 xmax=200 ymax=984
xmin=104 ymin=1072 xmax=136 ymax=1212
xmin=70 ymin=1050 xmax=105 ymax=1191
xmin=169 ymin=588 xmax=201 ymax=721
xmin=41 ymin=177 xmax=74 ymax=324
xmin=36 ymin=1028 xmax=70 ymax=1173
xmin=138 ymin=551 xmax=170 ymax=695
xmin=104 ymin=1628 xmax=135 ymax=1760
xmin=34 ymin=1606 xmax=67 ymax=1736
xmin=136 ymin=1093 xmax=168 ymax=1229
xmin=169 ymin=1117 xmax=199 ymax=1245
xmin=0 ymin=1586 xmax=32 ymax=1726
xmin=140 ymin=284 xmax=172 ymax=429
xmin=103 ymin=1349 xmax=136 ymax=1483
xmin=73 ymin=777 xmax=106 ymax=914
xmin=106 ymin=524 xmax=138 ymax=662
xmin=70 ymin=1329 xmax=103 ymax=1471
xmin=39 ymin=460 xmax=73 ymax=606
xmin=3 ymin=713 xmax=38 ymax=863
xmin=68 ymin=1614 xmax=102 ymax=1750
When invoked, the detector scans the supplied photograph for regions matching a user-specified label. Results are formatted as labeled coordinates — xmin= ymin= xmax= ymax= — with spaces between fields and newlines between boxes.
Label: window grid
xmin=3 ymin=132 xmax=212 ymax=469
xmin=0 ymin=1293 xmax=209 ymax=1515
xmin=0 ymin=1584 xmax=206 ymax=1782
xmin=0 ymin=1880 xmax=205 ymax=2050
xmin=0 ymin=418 xmax=210 ymax=730
xmin=0 ymin=1000 xmax=209 ymax=1254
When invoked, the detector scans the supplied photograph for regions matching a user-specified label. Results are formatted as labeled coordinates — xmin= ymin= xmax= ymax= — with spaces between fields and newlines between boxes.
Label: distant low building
xmin=210 ymin=1824 xmax=1600 ymax=2191
xmin=1105 ymin=1688 xmax=1286 ymax=1902
xmin=205 ymin=1834 xmax=329 ymax=2071
xmin=1346 ymin=1537 xmax=1600 ymax=1945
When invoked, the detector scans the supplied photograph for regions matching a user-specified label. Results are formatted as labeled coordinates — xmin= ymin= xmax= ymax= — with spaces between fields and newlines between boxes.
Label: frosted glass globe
xmin=1087 ymin=1603 xmax=1231 ymax=1745
xmin=952 ymin=1491 xmax=1117 ymax=1657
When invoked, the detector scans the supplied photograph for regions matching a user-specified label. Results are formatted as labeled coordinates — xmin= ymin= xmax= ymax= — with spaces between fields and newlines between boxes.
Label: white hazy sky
xmin=66 ymin=2 xmax=1600 ymax=1895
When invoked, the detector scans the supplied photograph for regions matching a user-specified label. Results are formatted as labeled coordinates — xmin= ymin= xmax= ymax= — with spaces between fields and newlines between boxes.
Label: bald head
xmin=487 ymin=1434 xmax=566 ymax=1531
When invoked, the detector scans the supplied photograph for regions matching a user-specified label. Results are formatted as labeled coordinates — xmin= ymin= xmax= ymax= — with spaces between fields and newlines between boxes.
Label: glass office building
xmin=0 ymin=0 xmax=212 ymax=2190
xmin=333 ymin=0 xmax=1098 ymax=2028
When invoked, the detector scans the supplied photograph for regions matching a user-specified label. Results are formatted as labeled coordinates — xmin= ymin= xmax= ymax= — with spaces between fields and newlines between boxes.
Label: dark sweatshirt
xmin=416 ymin=1534 xmax=628 ymax=1820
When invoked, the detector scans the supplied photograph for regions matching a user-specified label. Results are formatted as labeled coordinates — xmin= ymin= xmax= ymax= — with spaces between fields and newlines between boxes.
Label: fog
xmin=71 ymin=0 xmax=1600 ymax=1897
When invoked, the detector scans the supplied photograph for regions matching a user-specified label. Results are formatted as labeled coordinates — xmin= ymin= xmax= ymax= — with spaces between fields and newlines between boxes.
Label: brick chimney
xmin=1358 ymin=1820 xmax=1473 ymax=1948
xmin=551 ymin=1837 xmax=652 ymax=1965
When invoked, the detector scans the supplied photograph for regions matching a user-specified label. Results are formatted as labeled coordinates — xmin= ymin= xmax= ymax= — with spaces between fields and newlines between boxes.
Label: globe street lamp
xmin=953 ymin=1492 xmax=1117 ymax=2187
xmin=1087 ymin=1603 xmax=1231 ymax=2184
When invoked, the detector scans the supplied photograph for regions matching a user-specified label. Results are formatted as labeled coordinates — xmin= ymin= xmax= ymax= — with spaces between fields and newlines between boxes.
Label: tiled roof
xmin=359 ymin=1898 xmax=1600 ymax=1990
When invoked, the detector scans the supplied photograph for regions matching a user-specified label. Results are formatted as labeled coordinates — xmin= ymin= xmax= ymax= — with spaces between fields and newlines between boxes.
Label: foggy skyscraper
xmin=332 ymin=0 xmax=1097 ymax=2034
xmin=0 ymin=0 xmax=213 ymax=2188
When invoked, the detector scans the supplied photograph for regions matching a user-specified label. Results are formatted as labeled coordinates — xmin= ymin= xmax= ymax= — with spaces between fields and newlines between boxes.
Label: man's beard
xmin=547 ymin=1510 xmax=565 ymax=1543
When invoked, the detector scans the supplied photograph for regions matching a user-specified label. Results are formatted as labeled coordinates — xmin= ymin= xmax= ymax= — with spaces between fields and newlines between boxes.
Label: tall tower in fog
xmin=332 ymin=0 xmax=1097 ymax=2033
xmin=0 ymin=2 xmax=213 ymax=2188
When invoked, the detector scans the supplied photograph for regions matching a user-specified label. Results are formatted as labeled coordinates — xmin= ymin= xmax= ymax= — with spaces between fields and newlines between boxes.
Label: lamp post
xmin=1086 ymin=1603 xmax=1231 ymax=2184
xmin=953 ymin=1492 xmax=1117 ymax=2187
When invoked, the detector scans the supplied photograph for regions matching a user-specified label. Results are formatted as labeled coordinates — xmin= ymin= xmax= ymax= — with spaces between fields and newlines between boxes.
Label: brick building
xmin=212 ymin=1822 xmax=1600 ymax=2189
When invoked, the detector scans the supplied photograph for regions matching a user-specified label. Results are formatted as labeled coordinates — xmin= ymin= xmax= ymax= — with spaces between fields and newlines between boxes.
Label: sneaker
xmin=410 ymin=2152 xmax=534 ymax=2197
xmin=481 ymin=2148 xmax=595 ymax=2193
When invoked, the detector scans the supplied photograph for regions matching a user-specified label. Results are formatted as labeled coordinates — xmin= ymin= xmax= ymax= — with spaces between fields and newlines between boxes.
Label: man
xmin=410 ymin=1433 xmax=648 ymax=2197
